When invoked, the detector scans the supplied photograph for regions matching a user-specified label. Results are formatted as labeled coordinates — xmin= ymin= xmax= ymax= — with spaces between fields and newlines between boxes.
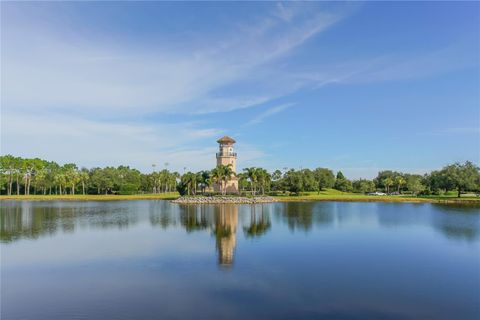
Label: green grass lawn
xmin=0 ymin=192 xmax=180 ymax=201
xmin=1 ymin=189 xmax=478 ymax=204
xmin=272 ymin=189 xmax=480 ymax=204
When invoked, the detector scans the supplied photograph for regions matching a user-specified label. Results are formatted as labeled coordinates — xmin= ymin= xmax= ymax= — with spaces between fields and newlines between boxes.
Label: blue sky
xmin=1 ymin=1 xmax=479 ymax=178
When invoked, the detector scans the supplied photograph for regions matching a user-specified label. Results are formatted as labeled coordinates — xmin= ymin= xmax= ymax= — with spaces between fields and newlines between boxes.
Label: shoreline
xmin=275 ymin=197 xmax=480 ymax=205
xmin=171 ymin=196 xmax=277 ymax=204
xmin=0 ymin=194 xmax=479 ymax=205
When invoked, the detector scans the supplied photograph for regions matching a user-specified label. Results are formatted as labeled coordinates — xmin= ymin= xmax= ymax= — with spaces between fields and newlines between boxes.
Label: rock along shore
xmin=171 ymin=196 xmax=277 ymax=204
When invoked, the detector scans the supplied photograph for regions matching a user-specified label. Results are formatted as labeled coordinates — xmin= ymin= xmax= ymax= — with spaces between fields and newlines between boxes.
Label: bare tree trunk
xmin=8 ymin=174 xmax=12 ymax=195
xmin=82 ymin=182 xmax=85 ymax=195
xmin=16 ymin=176 xmax=20 ymax=195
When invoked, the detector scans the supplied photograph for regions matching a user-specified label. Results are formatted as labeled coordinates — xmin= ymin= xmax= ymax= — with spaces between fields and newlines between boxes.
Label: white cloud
xmin=1 ymin=111 xmax=268 ymax=172
xmin=1 ymin=111 xmax=222 ymax=171
xmin=338 ymin=43 xmax=479 ymax=84
xmin=3 ymin=2 xmax=475 ymax=172
xmin=192 ymin=96 xmax=273 ymax=115
xmin=1 ymin=2 xmax=354 ymax=168
xmin=246 ymin=103 xmax=294 ymax=126
xmin=2 ymin=3 xmax=349 ymax=116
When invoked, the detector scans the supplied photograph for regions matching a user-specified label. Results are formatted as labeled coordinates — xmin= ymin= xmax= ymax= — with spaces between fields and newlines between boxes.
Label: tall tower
xmin=214 ymin=136 xmax=239 ymax=194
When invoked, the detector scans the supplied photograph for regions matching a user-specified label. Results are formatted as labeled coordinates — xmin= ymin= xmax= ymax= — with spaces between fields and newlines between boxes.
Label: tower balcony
xmin=216 ymin=152 xmax=237 ymax=157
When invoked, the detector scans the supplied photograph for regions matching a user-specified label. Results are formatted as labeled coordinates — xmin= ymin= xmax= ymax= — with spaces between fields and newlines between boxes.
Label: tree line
xmin=266 ymin=162 xmax=479 ymax=197
xmin=0 ymin=155 xmax=479 ymax=197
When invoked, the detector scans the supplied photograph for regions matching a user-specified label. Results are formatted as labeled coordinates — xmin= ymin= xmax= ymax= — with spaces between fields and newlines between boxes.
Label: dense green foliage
xmin=0 ymin=155 xmax=177 ymax=196
xmin=0 ymin=155 xmax=479 ymax=197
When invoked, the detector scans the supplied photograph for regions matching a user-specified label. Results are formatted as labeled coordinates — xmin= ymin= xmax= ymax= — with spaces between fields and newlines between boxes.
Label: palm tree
xmin=256 ymin=168 xmax=271 ymax=195
xmin=205 ymin=177 xmax=213 ymax=193
xmin=54 ymin=173 xmax=66 ymax=195
xmin=159 ymin=169 xmax=173 ymax=193
xmin=196 ymin=170 xmax=211 ymax=194
xmin=243 ymin=167 xmax=258 ymax=196
xmin=211 ymin=164 xmax=234 ymax=195
xmin=170 ymin=172 xmax=180 ymax=192
xmin=22 ymin=159 xmax=36 ymax=195
xmin=395 ymin=176 xmax=406 ymax=194
xmin=79 ymin=168 xmax=90 ymax=195
xmin=0 ymin=155 xmax=16 ymax=195
xmin=237 ymin=173 xmax=248 ymax=192
xmin=383 ymin=177 xmax=394 ymax=194
xmin=210 ymin=167 xmax=223 ymax=194
xmin=221 ymin=165 xmax=234 ymax=195
xmin=63 ymin=164 xmax=79 ymax=195
xmin=34 ymin=166 xmax=48 ymax=195
xmin=181 ymin=172 xmax=197 ymax=195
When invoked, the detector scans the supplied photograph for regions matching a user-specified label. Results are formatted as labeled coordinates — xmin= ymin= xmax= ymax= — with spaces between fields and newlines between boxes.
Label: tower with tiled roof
xmin=214 ymin=136 xmax=239 ymax=193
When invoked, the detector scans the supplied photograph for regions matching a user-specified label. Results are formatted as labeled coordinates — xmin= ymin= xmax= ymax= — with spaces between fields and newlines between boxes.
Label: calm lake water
xmin=1 ymin=200 xmax=479 ymax=320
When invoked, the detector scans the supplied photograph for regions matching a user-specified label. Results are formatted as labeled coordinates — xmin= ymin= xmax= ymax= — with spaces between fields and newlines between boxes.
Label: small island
xmin=172 ymin=195 xmax=277 ymax=204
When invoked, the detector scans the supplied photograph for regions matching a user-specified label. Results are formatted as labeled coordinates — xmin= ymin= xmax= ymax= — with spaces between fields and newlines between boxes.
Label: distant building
xmin=214 ymin=136 xmax=239 ymax=194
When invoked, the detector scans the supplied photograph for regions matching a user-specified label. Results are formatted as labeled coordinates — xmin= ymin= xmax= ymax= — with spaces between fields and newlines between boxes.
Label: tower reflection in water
xmin=214 ymin=205 xmax=238 ymax=266
xmin=177 ymin=204 xmax=271 ymax=267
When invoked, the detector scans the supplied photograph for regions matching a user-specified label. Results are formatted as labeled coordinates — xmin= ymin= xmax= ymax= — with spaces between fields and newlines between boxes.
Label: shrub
xmin=118 ymin=183 xmax=138 ymax=195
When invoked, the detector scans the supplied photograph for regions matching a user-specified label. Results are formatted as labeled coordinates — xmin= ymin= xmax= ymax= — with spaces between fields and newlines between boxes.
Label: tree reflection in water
xmin=275 ymin=201 xmax=335 ymax=232
xmin=431 ymin=204 xmax=480 ymax=242
xmin=2 ymin=201 xmax=478 ymax=266
xmin=243 ymin=205 xmax=271 ymax=238
xmin=1 ymin=201 xmax=138 ymax=242
xmin=2 ymin=201 xmax=479 ymax=320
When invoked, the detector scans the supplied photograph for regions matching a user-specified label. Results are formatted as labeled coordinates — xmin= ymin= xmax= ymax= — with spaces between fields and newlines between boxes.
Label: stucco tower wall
xmin=214 ymin=136 xmax=239 ymax=194
xmin=216 ymin=142 xmax=237 ymax=172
